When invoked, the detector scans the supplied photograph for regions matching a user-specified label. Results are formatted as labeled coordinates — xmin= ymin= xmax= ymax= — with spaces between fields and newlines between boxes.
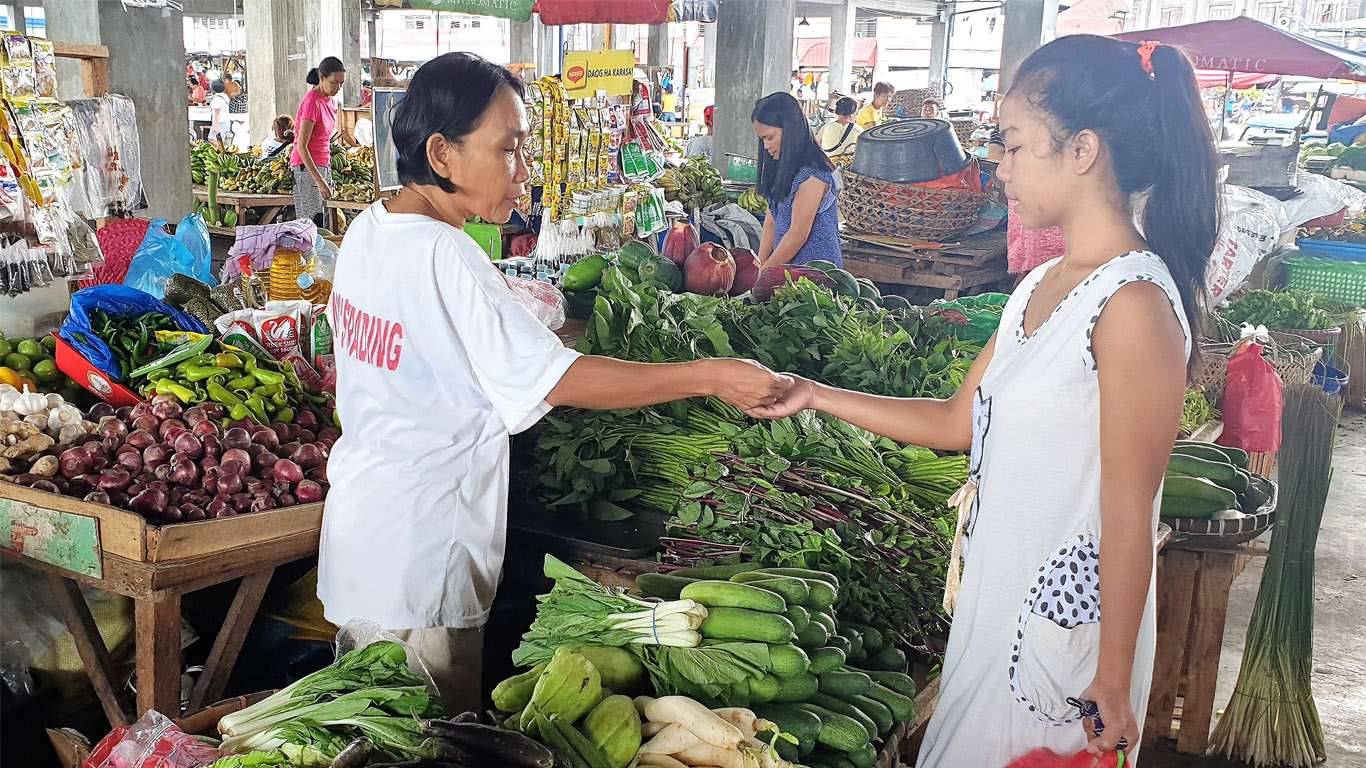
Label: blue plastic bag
xmin=59 ymin=285 xmax=210 ymax=380
xmin=122 ymin=217 xmax=215 ymax=300
xmin=174 ymin=213 xmax=215 ymax=284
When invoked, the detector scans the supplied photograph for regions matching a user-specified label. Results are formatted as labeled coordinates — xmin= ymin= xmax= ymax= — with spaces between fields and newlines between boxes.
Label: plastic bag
xmin=933 ymin=291 xmax=1012 ymax=342
xmin=83 ymin=709 xmax=228 ymax=768
xmin=173 ymin=213 xmax=215 ymax=285
xmin=503 ymin=274 xmax=567 ymax=331
xmin=59 ymin=285 xmax=210 ymax=379
xmin=1006 ymin=748 xmax=1125 ymax=768
xmin=122 ymin=219 xmax=206 ymax=300
xmin=334 ymin=619 xmax=437 ymax=693
xmin=1217 ymin=340 xmax=1284 ymax=453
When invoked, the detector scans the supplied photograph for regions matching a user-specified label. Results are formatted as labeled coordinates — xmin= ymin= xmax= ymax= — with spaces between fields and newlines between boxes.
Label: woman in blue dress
xmin=751 ymin=93 xmax=842 ymax=269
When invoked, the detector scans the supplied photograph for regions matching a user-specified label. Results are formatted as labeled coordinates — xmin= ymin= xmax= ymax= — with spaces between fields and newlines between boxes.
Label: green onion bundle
xmin=1208 ymin=385 xmax=1339 ymax=767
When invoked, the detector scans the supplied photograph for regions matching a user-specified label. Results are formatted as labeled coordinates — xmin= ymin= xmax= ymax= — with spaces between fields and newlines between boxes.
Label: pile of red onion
xmin=4 ymin=394 xmax=334 ymax=523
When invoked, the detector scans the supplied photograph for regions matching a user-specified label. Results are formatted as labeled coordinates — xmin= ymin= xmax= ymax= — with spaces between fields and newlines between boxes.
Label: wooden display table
xmin=842 ymin=229 xmax=1009 ymax=299
xmin=0 ymin=482 xmax=322 ymax=725
xmin=1143 ymin=539 xmax=1268 ymax=754
xmin=192 ymin=186 xmax=295 ymax=236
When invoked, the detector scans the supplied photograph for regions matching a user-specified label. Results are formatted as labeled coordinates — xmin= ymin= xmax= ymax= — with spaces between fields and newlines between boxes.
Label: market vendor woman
xmin=291 ymin=57 xmax=345 ymax=227
xmin=318 ymin=52 xmax=792 ymax=714
xmin=752 ymin=93 xmax=842 ymax=269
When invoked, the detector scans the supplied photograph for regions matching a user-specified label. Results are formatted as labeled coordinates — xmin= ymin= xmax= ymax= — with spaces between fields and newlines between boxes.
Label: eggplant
xmin=329 ymin=737 xmax=372 ymax=768
xmin=421 ymin=721 xmax=554 ymax=768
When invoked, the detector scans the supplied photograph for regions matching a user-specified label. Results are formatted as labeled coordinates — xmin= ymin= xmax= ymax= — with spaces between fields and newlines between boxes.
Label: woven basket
xmin=1169 ymin=473 xmax=1278 ymax=546
xmin=839 ymin=170 xmax=985 ymax=241
xmin=889 ymin=87 xmax=938 ymax=118
xmin=1193 ymin=336 xmax=1323 ymax=403
xmin=949 ymin=117 xmax=978 ymax=146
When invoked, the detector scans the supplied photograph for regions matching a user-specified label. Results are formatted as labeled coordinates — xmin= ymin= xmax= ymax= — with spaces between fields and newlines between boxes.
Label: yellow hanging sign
xmin=562 ymin=49 xmax=636 ymax=98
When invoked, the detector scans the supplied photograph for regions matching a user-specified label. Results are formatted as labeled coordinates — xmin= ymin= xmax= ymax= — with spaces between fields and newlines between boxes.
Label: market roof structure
xmin=797 ymin=37 xmax=879 ymax=69
xmin=1113 ymin=16 xmax=1366 ymax=81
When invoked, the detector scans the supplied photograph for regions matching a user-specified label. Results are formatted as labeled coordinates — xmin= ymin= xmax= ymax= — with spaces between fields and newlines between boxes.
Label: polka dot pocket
xmin=1008 ymin=533 xmax=1103 ymax=725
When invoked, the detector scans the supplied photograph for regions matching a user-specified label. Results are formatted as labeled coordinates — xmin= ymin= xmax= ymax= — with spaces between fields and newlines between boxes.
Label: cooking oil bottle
xmin=268 ymin=246 xmax=306 ymax=301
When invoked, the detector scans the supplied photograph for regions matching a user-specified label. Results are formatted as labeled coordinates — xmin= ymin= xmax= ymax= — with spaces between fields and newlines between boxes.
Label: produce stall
xmin=191 ymin=186 xmax=295 ymax=236
xmin=840 ymin=230 xmax=1010 ymax=300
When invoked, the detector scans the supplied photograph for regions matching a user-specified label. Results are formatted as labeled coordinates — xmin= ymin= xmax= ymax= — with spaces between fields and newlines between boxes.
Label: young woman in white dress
xmin=750 ymin=35 xmax=1219 ymax=765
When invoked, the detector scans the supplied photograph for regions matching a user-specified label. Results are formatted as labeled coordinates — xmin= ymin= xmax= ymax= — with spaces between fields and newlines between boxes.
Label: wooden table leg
xmin=259 ymin=206 xmax=281 ymax=226
xmin=1175 ymin=551 xmax=1237 ymax=754
xmin=188 ymin=570 xmax=273 ymax=710
xmin=45 ymin=573 xmax=131 ymax=727
xmin=135 ymin=593 xmax=182 ymax=717
xmin=1144 ymin=550 xmax=1198 ymax=748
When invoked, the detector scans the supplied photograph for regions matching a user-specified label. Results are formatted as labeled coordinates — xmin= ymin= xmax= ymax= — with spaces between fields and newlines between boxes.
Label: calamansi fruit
xmin=4 ymin=352 xmax=31 ymax=371
xmin=16 ymin=339 xmax=43 ymax=359
xmin=32 ymin=359 xmax=60 ymax=383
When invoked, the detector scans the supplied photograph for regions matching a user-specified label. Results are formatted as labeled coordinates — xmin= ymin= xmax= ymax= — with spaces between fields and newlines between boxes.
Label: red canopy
xmin=1113 ymin=16 xmax=1366 ymax=81
xmin=797 ymin=37 xmax=878 ymax=68
xmin=1195 ymin=70 xmax=1279 ymax=89
xmin=533 ymin=0 xmax=671 ymax=25
xmin=1056 ymin=0 xmax=1129 ymax=37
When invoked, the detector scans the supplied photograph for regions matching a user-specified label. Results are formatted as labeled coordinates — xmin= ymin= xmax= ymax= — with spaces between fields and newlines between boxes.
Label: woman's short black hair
xmin=211 ymin=79 xmax=225 ymax=94
xmin=307 ymin=56 xmax=344 ymax=86
xmin=835 ymin=97 xmax=858 ymax=116
xmin=392 ymin=52 xmax=523 ymax=193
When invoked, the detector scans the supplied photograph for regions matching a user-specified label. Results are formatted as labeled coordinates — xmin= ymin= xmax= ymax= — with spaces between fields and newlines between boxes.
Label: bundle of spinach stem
xmin=1208 ymin=385 xmax=1339 ymax=767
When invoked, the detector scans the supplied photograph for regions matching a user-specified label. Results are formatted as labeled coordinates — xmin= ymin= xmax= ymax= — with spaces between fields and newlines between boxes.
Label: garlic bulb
xmin=45 ymin=392 xmax=64 ymax=409
xmin=47 ymin=404 xmax=83 ymax=430
xmin=13 ymin=387 xmax=48 ymax=416
xmin=0 ymin=390 xmax=18 ymax=412
xmin=23 ymin=412 xmax=49 ymax=432
xmin=57 ymin=423 xmax=88 ymax=445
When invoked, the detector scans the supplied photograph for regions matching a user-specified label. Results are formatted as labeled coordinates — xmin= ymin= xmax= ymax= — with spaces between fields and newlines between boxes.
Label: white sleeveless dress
xmin=916 ymin=251 xmax=1190 ymax=767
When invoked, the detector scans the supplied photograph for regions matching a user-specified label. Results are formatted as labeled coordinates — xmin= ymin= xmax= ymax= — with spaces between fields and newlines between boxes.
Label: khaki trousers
xmin=389 ymin=626 xmax=484 ymax=716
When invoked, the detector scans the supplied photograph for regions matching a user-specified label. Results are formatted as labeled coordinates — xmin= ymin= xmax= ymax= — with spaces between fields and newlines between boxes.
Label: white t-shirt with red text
xmin=319 ymin=200 xmax=580 ymax=630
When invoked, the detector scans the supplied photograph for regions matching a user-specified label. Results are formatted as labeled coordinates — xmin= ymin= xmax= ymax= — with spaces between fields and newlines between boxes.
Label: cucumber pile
xmin=1161 ymin=440 xmax=1264 ymax=520
xmin=642 ymin=563 xmax=918 ymax=768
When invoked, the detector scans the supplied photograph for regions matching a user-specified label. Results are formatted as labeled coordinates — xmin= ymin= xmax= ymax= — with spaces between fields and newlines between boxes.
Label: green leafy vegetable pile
xmin=1221 ymin=289 xmax=1339 ymax=331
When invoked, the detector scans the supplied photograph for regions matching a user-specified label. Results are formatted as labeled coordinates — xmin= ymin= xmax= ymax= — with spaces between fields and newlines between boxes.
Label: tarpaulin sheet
xmin=1114 ymin=16 xmax=1366 ymax=81
xmin=535 ymin=0 xmax=670 ymax=25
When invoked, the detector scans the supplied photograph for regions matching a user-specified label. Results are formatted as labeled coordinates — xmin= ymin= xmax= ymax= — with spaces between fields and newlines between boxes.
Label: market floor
xmin=1144 ymin=411 xmax=1366 ymax=768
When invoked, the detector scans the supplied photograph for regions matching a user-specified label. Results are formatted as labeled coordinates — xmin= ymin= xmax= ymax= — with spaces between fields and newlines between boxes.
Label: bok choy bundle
xmin=512 ymin=555 xmax=708 ymax=667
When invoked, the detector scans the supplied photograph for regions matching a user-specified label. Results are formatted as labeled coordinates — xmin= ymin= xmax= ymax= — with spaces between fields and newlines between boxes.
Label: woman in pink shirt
xmin=292 ymin=56 xmax=346 ymax=226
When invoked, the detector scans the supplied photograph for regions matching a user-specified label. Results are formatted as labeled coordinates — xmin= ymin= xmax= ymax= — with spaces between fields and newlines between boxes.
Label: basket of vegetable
xmin=1219 ymin=289 xmax=1343 ymax=350
xmin=1159 ymin=440 xmax=1278 ymax=546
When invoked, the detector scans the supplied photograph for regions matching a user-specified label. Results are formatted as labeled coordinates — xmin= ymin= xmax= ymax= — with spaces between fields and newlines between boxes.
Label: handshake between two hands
xmin=708 ymin=358 xmax=816 ymax=419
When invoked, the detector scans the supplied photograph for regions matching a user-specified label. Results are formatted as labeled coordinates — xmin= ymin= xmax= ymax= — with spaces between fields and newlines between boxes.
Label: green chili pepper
xmin=214 ymin=353 xmax=243 ymax=369
xmin=331 ymin=409 xmax=342 ymax=428
xmin=246 ymin=363 xmax=285 ymax=387
xmin=145 ymin=369 xmax=172 ymax=382
xmin=270 ymin=390 xmax=288 ymax=407
xmin=183 ymin=365 xmax=231 ymax=381
xmin=244 ymin=394 xmax=269 ymax=425
xmin=155 ymin=378 xmax=196 ymax=404
xmin=229 ymin=403 xmax=255 ymax=423
xmin=275 ymin=407 xmax=295 ymax=423
xmin=207 ymin=380 xmax=246 ymax=410
xmin=226 ymin=374 xmax=258 ymax=390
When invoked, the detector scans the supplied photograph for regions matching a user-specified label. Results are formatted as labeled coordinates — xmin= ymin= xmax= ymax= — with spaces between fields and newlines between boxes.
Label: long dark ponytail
xmin=307 ymin=56 xmax=344 ymax=86
xmin=1011 ymin=36 xmax=1219 ymax=349
xmin=751 ymin=92 xmax=833 ymax=206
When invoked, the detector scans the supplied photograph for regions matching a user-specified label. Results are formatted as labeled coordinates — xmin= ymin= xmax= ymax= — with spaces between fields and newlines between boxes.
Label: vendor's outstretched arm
xmin=746 ymin=333 xmax=996 ymax=451
xmin=548 ymin=356 xmax=792 ymax=413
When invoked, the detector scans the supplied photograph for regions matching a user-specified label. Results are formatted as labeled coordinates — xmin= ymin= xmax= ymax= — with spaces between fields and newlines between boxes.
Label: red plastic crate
xmin=53 ymin=334 xmax=142 ymax=407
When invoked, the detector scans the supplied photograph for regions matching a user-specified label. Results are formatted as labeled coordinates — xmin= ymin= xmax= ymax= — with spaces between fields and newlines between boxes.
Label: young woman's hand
xmin=1082 ymin=679 xmax=1138 ymax=756
xmin=315 ymin=175 xmax=335 ymax=200
xmin=705 ymin=359 xmax=795 ymax=411
xmin=744 ymin=375 xmax=816 ymax=419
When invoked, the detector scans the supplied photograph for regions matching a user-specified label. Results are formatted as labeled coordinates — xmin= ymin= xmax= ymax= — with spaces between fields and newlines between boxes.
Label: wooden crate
xmin=0 ymin=481 xmax=322 ymax=570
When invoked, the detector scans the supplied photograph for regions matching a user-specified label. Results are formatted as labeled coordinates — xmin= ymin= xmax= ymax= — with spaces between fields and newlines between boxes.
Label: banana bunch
xmin=328 ymin=142 xmax=375 ymax=202
xmin=191 ymin=143 xmax=244 ymax=186
xmin=659 ymin=156 xmax=726 ymax=210
xmin=738 ymin=186 xmax=767 ymax=215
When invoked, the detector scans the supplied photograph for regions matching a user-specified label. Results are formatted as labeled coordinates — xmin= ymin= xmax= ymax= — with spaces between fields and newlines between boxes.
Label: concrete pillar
xmin=703 ymin=23 xmax=717 ymax=88
xmin=713 ymin=0 xmax=795 ymax=174
xmin=366 ymin=11 xmax=378 ymax=57
xmin=928 ymin=13 xmax=950 ymax=97
xmin=510 ymin=19 xmax=537 ymax=67
xmin=42 ymin=0 xmax=100 ymax=100
xmin=829 ymin=2 xmax=856 ymax=95
xmin=537 ymin=16 xmax=561 ymax=77
xmin=1000 ymin=0 xmax=1057 ymax=92
xmin=247 ymin=0 xmax=323 ymax=147
xmin=318 ymin=0 xmax=363 ymax=106
xmin=648 ymin=23 xmax=669 ymax=67
xmin=589 ymin=24 xmax=608 ymax=51
xmin=96 ymin=2 xmax=193 ymax=220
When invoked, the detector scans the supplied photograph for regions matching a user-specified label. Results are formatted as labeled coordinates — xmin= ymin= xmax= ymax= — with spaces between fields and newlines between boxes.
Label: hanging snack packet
xmin=0 ymin=33 xmax=36 ymax=100
xmin=30 ymin=38 xmax=56 ymax=100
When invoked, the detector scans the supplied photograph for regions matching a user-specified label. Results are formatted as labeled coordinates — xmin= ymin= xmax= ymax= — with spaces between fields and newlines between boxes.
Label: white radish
xmin=643 ymin=720 xmax=669 ymax=738
xmin=673 ymin=741 xmax=755 ymax=768
xmin=637 ymin=753 xmax=689 ymax=768
xmin=744 ymin=737 xmax=790 ymax=768
xmin=634 ymin=695 xmax=657 ymax=715
xmin=710 ymin=708 xmax=759 ymax=738
xmin=644 ymin=696 xmax=745 ymax=750
xmin=639 ymin=723 xmax=702 ymax=755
